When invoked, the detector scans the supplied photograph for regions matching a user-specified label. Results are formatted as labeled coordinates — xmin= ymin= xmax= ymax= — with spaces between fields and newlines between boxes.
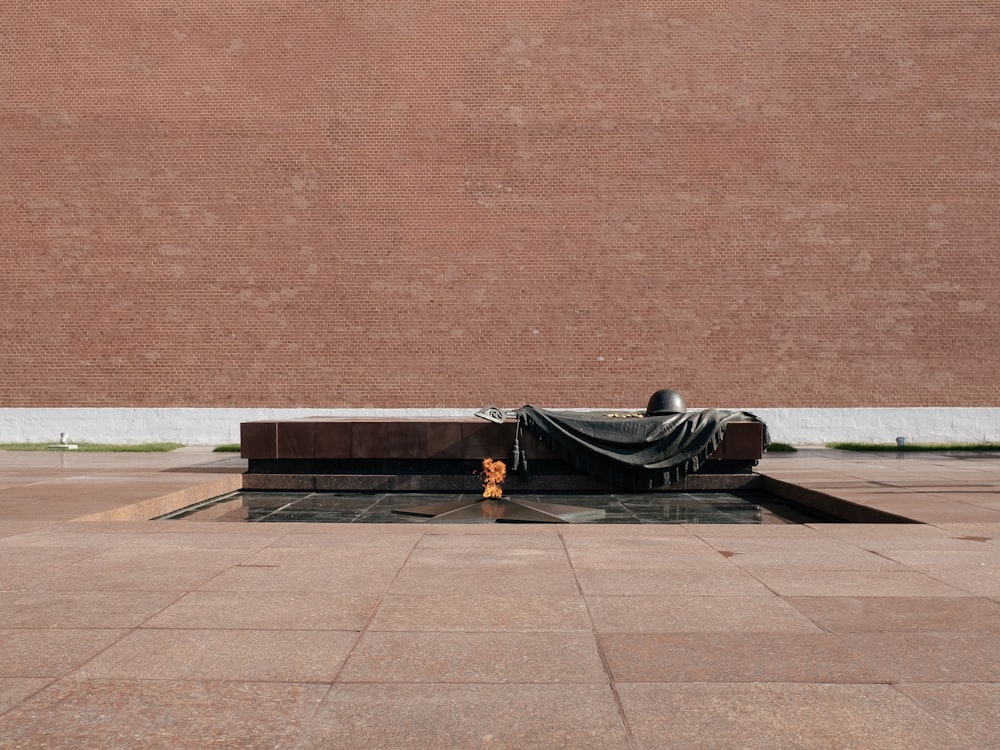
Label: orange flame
xmin=480 ymin=457 xmax=507 ymax=499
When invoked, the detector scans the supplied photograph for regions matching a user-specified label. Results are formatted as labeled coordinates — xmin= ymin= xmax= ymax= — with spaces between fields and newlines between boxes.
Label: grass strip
xmin=829 ymin=442 xmax=1000 ymax=452
xmin=0 ymin=442 xmax=184 ymax=452
xmin=765 ymin=442 xmax=797 ymax=452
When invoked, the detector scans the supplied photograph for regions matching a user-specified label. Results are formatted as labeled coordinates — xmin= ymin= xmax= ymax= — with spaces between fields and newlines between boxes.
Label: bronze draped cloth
xmin=516 ymin=405 xmax=767 ymax=489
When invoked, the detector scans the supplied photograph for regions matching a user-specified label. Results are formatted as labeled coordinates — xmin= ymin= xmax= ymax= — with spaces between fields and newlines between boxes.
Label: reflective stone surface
xmin=162 ymin=490 xmax=825 ymax=524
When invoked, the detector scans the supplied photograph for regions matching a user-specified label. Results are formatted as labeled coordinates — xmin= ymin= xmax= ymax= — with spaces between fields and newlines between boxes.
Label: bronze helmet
xmin=645 ymin=389 xmax=687 ymax=416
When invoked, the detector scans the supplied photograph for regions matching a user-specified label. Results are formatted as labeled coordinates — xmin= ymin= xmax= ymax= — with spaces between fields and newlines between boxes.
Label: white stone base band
xmin=0 ymin=407 xmax=998 ymax=446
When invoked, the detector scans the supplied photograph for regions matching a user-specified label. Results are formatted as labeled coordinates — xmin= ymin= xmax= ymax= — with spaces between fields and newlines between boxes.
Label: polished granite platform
xmin=160 ymin=489 xmax=825 ymax=525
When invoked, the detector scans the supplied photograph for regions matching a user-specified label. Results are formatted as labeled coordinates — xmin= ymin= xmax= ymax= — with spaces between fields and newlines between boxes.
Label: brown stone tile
xmin=351 ymin=422 xmax=426 ymax=459
xmin=298 ymin=683 xmax=630 ymax=749
xmin=709 ymin=420 xmax=765 ymax=459
xmin=0 ymin=591 xmax=183 ymax=628
xmin=369 ymin=594 xmax=592 ymax=632
xmin=588 ymin=595 xmax=822 ymax=633
xmin=276 ymin=421 xmax=316 ymax=459
xmin=575 ymin=566 xmax=773 ymax=596
xmin=600 ymin=632 xmax=885 ymax=682
xmin=897 ymin=683 xmax=1000 ymax=747
xmin=75 ymin=629 xmax=358 ymax=682
xmin=424 ymin=421 xmax=463 ymax=459
xmin=617 ymin=683 xmax=969 ymax=750
xmin=339 ymin=631 xmax=607 ymax=683
xmin=461 ymin=421 xmax=517 ymax=459
xmin=748 ymin=569 xmax=967 ymax=597
xmin=839 ymin=632 xmax=1000 ymax=681
xmin=312 ymin=421 xmax=353 ymax=458
xmin=239 ymin=421 xmax=277 ymax=459
xmin=0 ymin=678 xmax=326 ymax=749
xmin=786 ymin=596 xmax=1000 ymax=633
xmin=0 ymin=629 xmax=126 ymax=677
xmin=0 ymin=677 xmax=50 ymax=715
xmin=144 ymin=590 xmax=380 ymax=631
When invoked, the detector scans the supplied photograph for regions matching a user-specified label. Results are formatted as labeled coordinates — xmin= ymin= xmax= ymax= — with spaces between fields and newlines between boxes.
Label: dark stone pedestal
xmin=240 ymin=417 xmax=765 ymax=493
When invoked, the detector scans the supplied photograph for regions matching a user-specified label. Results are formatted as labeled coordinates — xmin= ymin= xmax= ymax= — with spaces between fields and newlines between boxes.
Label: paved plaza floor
xmin=1 ymin=446 xmax=999 ymax=748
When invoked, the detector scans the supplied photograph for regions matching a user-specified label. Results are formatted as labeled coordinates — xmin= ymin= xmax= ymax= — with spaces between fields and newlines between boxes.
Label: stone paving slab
xmin=197 ymin=560 xmax=402 ymax=595
xmin=368 ymin=593 xmax=593 ymax=632
xmin=745 ymin=569 xmax=969 ymax=597
xmin=338 ymin=631 xmax=608 ymax=684
xmin=784 ymin=595 xmax=1000 ymax=633
xmin=616 ymin=683 xmax=972 ymax=749
xmin=835 ymin=632 xmax=1000 ymax=682
xmin=0 ymin=679 xmax=327 ymax=750
xmin=387 ymin=561 xmax=581 ymax=596
xmin=144 ymin=589 xmax=382 ymax=631
xmin=574 ymin=565 xmax=776 ymax=596
xmin=0 ymin=590 xmax=186 ymax=629
xmin=0 ymin=629 xmax=127 ymax=678
xmin=74 ymin=628 xmax=358 ymax=682
xmin=896 ymin=683 xmax=1000 ymax=748
xmin=298 ymin=683 xmax=632 ymax=749
xmin=586 ymin=594 xmax=823 ymax=633
xmin=0 ymin=447 xmax=998 ymax=747
xmin=0 ymin=679 xmax=49 ymax=717
xmin=600 ymin=632 xmax=888 ymax=683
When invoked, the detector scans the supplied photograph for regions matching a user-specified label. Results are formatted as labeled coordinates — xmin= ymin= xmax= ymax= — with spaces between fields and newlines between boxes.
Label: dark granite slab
xmin=240 ymin=417 xmax=766 ymax=493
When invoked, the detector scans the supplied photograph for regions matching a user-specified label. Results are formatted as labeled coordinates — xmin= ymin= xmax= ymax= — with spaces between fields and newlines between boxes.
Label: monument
xmin=239 ymin=390 xmax=768 ymax=508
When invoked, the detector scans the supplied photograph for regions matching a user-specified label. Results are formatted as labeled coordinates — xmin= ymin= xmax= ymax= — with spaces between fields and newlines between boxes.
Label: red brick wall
xmin=3 ymin=2 xmax=998 ymax=409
